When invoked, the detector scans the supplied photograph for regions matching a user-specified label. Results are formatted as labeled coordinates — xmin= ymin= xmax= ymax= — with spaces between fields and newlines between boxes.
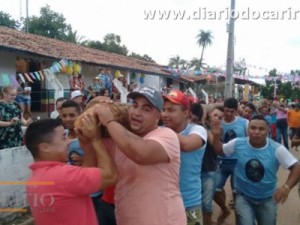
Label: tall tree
xmin=0 ymin=11 xmax=19 ymax=29
xmin=234 ymin=58 xmax=247 ymax=75
xmin=196 ymin=30 xmax=213 ymax=68
xmin=168 ymin=55 xmax=187 ymax=69
xmin=100 ymin=33 xmax=128 ymax=55
xmin=85 ymin=40 xmax=103 ymax=50
xmin=129 ymin=52 xmax=156 ymax=63
xmin=24 ymin=5 xmax=73 ymax=42
xmin=189 ymin=57 xmax=206 ymax=70
xmin=66 ymin=30 xmax=87 ymax=45
xmin=260 ymin=68 xmax=300 ymax=100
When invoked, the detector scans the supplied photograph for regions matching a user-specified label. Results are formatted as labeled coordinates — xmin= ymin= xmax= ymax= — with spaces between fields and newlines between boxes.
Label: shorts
xmin=16 ymin=95 xmax=31 ymax=105
xmin=215 ymin=158 xmax=237 ymax=192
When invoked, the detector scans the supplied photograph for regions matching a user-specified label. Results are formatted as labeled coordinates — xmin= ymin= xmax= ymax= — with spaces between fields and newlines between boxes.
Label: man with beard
xmin=94 ymin=86 xmax=185 ymax=225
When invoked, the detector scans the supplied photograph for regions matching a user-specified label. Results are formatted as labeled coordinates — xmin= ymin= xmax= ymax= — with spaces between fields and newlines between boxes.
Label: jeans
xmin=201 ymin=171 xmax=217 ymax=212
xmin=276 ymin=119 xmax=289 ymax=149
xmin=98 ymin=199 xmax=116 ymax=225
xmin=215 ymin=159 xmax=237 ymax=192
xmin=235 ymin=193 xmax=277 ymax=225
xmin=91 ymin=196 xmax=102 ymax=225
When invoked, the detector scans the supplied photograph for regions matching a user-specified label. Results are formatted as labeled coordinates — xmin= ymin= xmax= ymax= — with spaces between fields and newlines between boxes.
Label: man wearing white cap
xmin=71 ymin=90 xmax=84 ymax=108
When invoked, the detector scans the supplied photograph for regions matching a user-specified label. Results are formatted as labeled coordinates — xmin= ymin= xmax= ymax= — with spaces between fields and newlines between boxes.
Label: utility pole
xmin=224 ymin=0 xmax=235 ymax=98
xmin=26 ymin=0 xmax=29 ymax=33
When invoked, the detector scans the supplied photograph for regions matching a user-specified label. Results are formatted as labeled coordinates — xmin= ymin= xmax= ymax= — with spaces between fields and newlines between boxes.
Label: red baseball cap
xmin=163 ymin=90 xmax=190 ymax=110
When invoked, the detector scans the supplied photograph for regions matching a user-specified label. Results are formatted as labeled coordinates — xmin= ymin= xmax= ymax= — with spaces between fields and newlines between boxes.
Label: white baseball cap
xmin=71 ymin=90 xmax=83 ymax=99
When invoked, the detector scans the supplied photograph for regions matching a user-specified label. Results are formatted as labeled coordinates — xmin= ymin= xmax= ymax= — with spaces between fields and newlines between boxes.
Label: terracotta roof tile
xmin=0 ymin=26 xmax=170 ymax=76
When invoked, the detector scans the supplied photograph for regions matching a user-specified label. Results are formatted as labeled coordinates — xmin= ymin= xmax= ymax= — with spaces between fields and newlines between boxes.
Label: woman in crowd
xmin=16 ymin=77 xmax=32 ymax=119
xmin=0 ymin=86 xmax=32 ymax=149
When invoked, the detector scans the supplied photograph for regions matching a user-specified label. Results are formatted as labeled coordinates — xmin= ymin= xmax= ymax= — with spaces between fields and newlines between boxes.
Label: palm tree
xmin=168 ymin=55 xmax=187 ymax=69
xmin=189 ymin=57 xmax=208 ymax=70
xmin=67 ymin=30 xmax=87 ymax=45
xmin=196 ymin=30 xmax=213 ymax=68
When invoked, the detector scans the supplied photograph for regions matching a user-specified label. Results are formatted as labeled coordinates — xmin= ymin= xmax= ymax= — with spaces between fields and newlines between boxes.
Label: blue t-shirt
xmin=264 ymin=115 xmax=272 ymax=126
xmin=179 ymin=123 xmax=207 ymax=208
xmin=98 ymin=73 xmax=113 ymax=94
xmin=223 ymin=137 xmax=297 ymax=199
xmin=68 ymin=138 xmax=84 ymax=164
xmin=218 ymin=116 xmax=248 ymax=160
xmin=67 ymin=134 xmax=101 ymax=197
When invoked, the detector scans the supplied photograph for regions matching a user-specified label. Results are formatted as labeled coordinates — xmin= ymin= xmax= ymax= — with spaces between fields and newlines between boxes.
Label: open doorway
xmin=28 ymin=60 xmax=42 ymax=112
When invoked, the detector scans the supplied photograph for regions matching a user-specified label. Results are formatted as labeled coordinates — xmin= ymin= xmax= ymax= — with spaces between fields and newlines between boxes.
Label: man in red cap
xmin=162 ymin=90 xmax=207 ymax=225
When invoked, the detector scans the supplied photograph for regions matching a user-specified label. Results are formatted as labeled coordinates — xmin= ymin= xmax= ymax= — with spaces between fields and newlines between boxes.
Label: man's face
xmin=260 ymin=107 xmax=269 ymax=116
xmin=73 ymin=96 xmax=83 ymax=105
xmin=45 ymin=126 xmax=70 ymax=162
xmin=190 ymin=113 xmax=200 ymax=124
xmin=210 ymin=109 xmax=224 ymax=122
xmin=238 ymin=104 xmax=246 ymax=116
xmin=247 ymin=119 xmax=269 ymax=145
xmin=224 ymin=107 xmax=236 ymax=122
xmin=103 ymin=89 xmax=109 ymax=97
xmin=242 ymin=106 xmax=253 ymax=120
xmin=128 ymin=96 xmax=160 ymax=136
xmin=162 ymin=101 xmax=189 ymax=132
xmin=60 ymin=107 xmax=80 ymax=130
xmin=56 ymin=100 xmax=66 ymax=116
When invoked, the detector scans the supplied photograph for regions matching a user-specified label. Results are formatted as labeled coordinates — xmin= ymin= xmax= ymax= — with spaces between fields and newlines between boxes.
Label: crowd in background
xmin=1 ymin=75 xmax=300 ymax=225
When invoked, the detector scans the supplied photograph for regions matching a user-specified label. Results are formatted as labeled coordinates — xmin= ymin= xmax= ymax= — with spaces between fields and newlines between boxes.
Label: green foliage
xmin=260 ymin=68 xmax=300 ymax=100
xmin=85 ymin=33 xmax=128 ymax=55
xmin=0 ymin=11 xmax=20 ymax=29
xmin=66 ymin=30 xmax=86 ymax=45
xmin=24 ymin=5 xmax=73 ymax=41
xmin=85 ymin=40 xmax=103 ymax=49
xmin=129 ymin=52 xmax=156 ymax=63
xmin=196 ymin=30 xmax=213 ymax=67
xmin=1 ymin=6 xmax=154 ymax=60
xmin=100 ymin=33 xmax=128 ymax=55
xmin=168 ymin=55 xmax=187 ymax=69
xmin=189 ymin=58 xmax=205 ymax=70
xmin=234 ymin=58 xmax=247 ymax=75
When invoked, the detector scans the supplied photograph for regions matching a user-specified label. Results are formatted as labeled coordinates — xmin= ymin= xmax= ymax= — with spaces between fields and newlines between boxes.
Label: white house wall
xmin=129 ymin=74 xmax=161 ymax=91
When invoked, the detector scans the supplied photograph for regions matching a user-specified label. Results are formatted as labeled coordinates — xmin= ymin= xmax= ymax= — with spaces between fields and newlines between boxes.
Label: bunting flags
xmin=0 ymin=59 xmax=78 ymax=86
xmin=162 ymin=66 xmax=300 ymax=84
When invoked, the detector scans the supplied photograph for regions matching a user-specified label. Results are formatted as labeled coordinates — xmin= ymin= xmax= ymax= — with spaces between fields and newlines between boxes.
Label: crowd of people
xmin=1 ymin=77 xmax=300 ymax=225
xmin=0 ymin=68 xmax=138 ymax=149
xmin=69 ymin=67 xmax=137 ymax=106
xmin=21 ymin=85 xmax=300 ymax=225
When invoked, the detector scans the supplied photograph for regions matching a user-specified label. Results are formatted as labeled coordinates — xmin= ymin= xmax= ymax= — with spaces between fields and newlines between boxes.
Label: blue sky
xmin=1 ymin=0 xmax=300 ymax=77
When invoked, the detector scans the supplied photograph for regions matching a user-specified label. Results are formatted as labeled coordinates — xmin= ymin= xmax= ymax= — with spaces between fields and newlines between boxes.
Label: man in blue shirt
xmin=162 ymin=90 xmax=207 ymax=225
xmin=211 ymin=115 xmax=300 ymax=225
xmin=214 ymin=98 xmax=248 ymax=223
